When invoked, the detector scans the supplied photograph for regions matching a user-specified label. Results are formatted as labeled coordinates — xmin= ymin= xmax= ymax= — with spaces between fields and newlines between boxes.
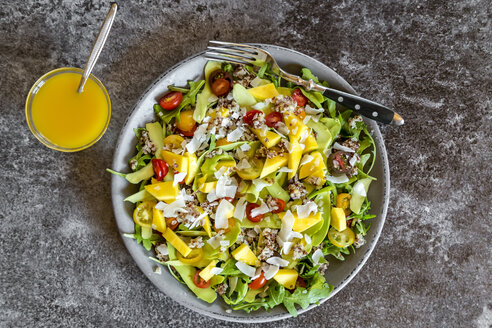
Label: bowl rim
xmin=25 ymin=67 xmax=112 ymax=152
xmin=110 ymin=44 xmax=390 ymax=322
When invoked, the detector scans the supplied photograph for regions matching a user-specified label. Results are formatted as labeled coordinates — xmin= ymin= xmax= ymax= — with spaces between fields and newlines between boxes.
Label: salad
xmin=108 ymin=60 xmax=377 ymax=316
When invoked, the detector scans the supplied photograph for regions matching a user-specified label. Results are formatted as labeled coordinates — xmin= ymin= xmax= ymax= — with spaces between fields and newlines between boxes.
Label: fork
xmin=205 ymin=41 xmax=404 ymax=126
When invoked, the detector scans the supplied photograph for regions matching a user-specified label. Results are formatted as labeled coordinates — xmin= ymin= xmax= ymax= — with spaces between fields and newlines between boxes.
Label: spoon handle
xmin=77 ymin=3 xmax=118 ymax=93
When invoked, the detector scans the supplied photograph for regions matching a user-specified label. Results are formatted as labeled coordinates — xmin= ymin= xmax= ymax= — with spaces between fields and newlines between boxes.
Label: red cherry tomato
xmin=211 ymin=78 xmax=231 ymax=96
xmin=346 ymin=219 xmax=353 ymax=228
xmin=152 ymin=159 xmax=169 ymax=181
xmin=265 ymin=112 xmax=283 ymax=128
xmin=177 ymin=125 xmax=197 ymax=137
xmin=174 ymin=172 xmax=186 ymax=184
xmin=193 ymin=270 xmax=211 ymax=289
xmin=249 ymin=272 xmax=267 ymax=290
xmin=270 ymin=198 xmax=286 ymax=214
xmin=246 ymin=203 xmax=264 ymax=222
xmin=165 ymin=217 xmax=179 ymax=230
xmin=243 ymin=110 xmax=263 ymax=126
xmin=292 ymin=89 xmax=308 ymax=107
xmin=159 ymin=91 xmax=183 ymax=111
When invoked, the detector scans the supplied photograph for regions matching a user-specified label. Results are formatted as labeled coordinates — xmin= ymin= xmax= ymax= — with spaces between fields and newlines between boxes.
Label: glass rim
xmin=25 ymin=67 xmax=112 ymax=152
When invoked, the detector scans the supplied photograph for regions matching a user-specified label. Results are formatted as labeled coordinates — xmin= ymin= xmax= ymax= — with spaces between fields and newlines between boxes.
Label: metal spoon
xmin=77 ymin=3 xmax=118 ymax=93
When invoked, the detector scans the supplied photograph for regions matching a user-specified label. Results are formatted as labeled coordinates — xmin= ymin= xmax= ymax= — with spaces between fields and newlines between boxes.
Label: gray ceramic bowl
xmin=110 ymin=44 xmax=390 ymax=323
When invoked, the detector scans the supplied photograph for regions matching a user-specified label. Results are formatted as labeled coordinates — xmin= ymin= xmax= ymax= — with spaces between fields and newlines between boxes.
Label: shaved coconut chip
xmin=305 ymin=104 xmax=324 ymax=115
xmin=266 ymin=257 xmax=289 ymax=267
xmin=156 ymin=198 xmax=188 ymax=217
xmin=173 ymin=172 xmax=187 ymax=186
xmin=253 ymin=225 xmax=262 ymax=234
xmin=277 ymin=167 xmax=293 ymax=173
xmin=304 ymin=234 xmax=312 ymax=245
xmin=215 ymin=199 xmax=234 ymax=229
xmin=349 ymin=155 xmax=357 ymax=167
xmin=251 ymin=200 xmax=269 ymax=217
xmin=186 ymin=124 xmax=209 ymax=154
xmin=251 ymin=267 xmax=263 ymax=280
xmin=207 ymin=189 xmax=219 ymax=202
xmin=214 ymin=166 xmax=228 ymax=179
xmin=325 ymin=174 xmax=349 ymax=184
xmin=296 ymin=201 xmax=318 ymax=218
xmin=333 ymin=142 xmax=355 ymax=153
xmin=240 ymin=143 xmax=251 ymax=152
xmin=252 ymin=179 xmax=272 ymax=192
xmin=227 ymin=127 xmax=243 ymax=142
xmin=236 ymin=158 xmax=251 ymax=170
xmin=277 ymin=239 xmax=293 ymax=255
xmin=278 ymin=210 xmax=295 ymax=241
xmin=264 ymin=264 xmax=280 ymax=280
xmin=233 ymin=197 xmax=247 ymax=221
xmin=276 ymin=122 xmax=290 ymax=136
xmin=251 ymin=101 xmax=266 ymax=110
xmin=288 ymin=231 xmax=303 ymax=240
xmin=207 ymin=235 xmax=223 ymax=249
xmin=312 ymin=249 xmax=324 ymax=265
xmin=155 ymin=244 xmax=169 ymax=256
xmin=235 ymin=261 xmax=256 ymax=277
xmin=300 ymin=154 xmax=314 ymax=166
xmin=180 ymin=189 xmax=194 ymax=202
xmin=189 ymin=211 xmax=209 ymax=229
xmin=210 ymin=267 xmax=223 ymax=275
xmin=353 ymin=180 xmax=367 ymax=197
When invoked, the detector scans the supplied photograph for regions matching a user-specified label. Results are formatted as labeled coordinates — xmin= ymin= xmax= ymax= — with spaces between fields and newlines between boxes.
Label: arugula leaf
xmin=282 ymin=281 xmax=332 ymax=317
xmin=257 ymin=62 xmax=269 ymax=79
xmin=168 ymin=85 xmax=190 ymax=93
xmin=154 ymin=104 xmax=179 ymax=124
xmin=300 ymin=88 xmax=325 ymax=109
xmin=301 ymin=68 xmax=319 ymax=83
xmin=123 ymin=223 xmax=164 ymax=251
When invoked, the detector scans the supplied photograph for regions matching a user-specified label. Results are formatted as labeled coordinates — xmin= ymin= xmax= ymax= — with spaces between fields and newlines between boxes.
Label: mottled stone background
xmin=0 ymin=0 xmax=490 ymax=327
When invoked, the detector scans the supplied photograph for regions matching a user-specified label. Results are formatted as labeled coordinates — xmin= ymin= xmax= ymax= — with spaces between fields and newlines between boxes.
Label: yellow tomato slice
xmin=336 ymin=193 xmax=352 ymax=216
xmin=133 ymin=201 xmax=156 ymax=228
xmin=176 ymin=248 xmax=204 ymax=265
xmin=176 ymin=110 xmax=197 ymax=133
xmin=328 ymin=227 xmax=355 ymax=248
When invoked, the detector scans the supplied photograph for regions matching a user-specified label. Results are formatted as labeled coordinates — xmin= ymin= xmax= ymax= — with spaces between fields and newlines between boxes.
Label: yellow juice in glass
xmin=26 ymin=68 xmax=111 ymax=151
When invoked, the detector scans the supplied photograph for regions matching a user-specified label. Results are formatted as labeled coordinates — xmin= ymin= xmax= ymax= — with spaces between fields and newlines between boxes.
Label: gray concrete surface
xmin=0 ymin=0 xmax=491 ymax=327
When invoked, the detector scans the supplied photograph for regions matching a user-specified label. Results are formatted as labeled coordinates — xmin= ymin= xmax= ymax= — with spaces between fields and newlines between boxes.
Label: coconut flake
xmin=251 ymin=267 xmax=263 ymax=280
xmin=236 ymin=158 xmax=251 ymax=170
xmin=240 ymin=143 xmax=251 ymax=152
xmin=266 ymin=257 xmax=289 ymax=267
xmin=349 ymin=155 xmax=357 ymax=167
xmin=227 ymin=127 xmax=244 ymax=142
xmin=188 ymin=211 xmax=209 ymax=229
xmin=288 ymin=231 xmax=303 ymax=240
xmin=325 ymin=174 xmax=349 ymax=184
xmin=312 ymin=249 xmax=324 ymax=265
xmin=251 ymin=101 xmax=266 ymax=110
xmin=253 ymin=225 xmax=262 ymax=234
xmin=264 ymin=264 xmax=280 ymax=280
xmin=207 ymin=189 xmax=219 ymax=202
xmin=300 ymin=154 xmax=314 ymax=166
xmin=333 ymin=142 xmax=355 ymax=153
xmin=305 ymin=104 xmax=324 ymax=115
xmin=186 ymin=124 xmax=209 ymax=154
xmin=278 ymin=210 xmax=295 ymax=241
xmin=235 ymin=261 xmax=256 ymax=277
xmin=207 ymin=235 xmax=223 ymax=249
xmin=155 ymin=243 xmax=169 ymax=256
xmin=252 ymin=179 xmax=272 ymax=192
xmin=215 ymin=199 xmax=234 ymax=229
xmin=304 ymin=234 xmax=312 ymax=245
xmin=250 ymin=200 xmax=270 ymax=218
xmin=277 ymin=238 xmax=294 ymax=255
xmin=155 ymin=198 xmax=188 ymax=217
xmin=233 ymin=197 xmax=247 ymax=221
xmin=296 ymin=201 xmax=318 ymax=218
xmin=210 ymin=267 xmax=224 ymax=275
xmin=173 ymin=172 xmax=187 ymax=186
xmin=277 ymin=167 xmax=293 ymax=173
xmin=353 ymin=180 xmax=367 ymax=197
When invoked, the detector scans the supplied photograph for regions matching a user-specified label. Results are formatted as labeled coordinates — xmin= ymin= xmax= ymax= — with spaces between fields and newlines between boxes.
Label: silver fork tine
xmin=204 ymin=54 xmax=249 ymax=66
xmin=207 ymin=46 xmax=256 ymax=58
xmin=209 ymin=40 xmax=260 ymax=52
xmin=205 ymin=51 xmax=255 ymax=64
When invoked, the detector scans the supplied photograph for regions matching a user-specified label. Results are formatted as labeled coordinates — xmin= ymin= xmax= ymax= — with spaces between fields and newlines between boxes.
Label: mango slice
xmin=247 ymin=83 xmax=280 ymax=100
xmin=273 ymin=269 xmax=298 ymax=289
xmin=331 ymin=207 xmax=347 ymax=232
xmin=161 ymin=151 xmax=188 ymax=174
xmin=251 ymin=128 xmax=281 ymax=148
xmin=260 ymin=155 xmax=288 ymax=178
xmin=231 ymin=244 xmax=260 ymax=266
xmin=145 ymin=181 xmax=180 ymax=203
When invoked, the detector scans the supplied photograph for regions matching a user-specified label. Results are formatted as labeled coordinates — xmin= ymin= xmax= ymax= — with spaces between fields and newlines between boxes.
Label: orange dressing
xmin=31 ymin=72 xmax=109 ymax=149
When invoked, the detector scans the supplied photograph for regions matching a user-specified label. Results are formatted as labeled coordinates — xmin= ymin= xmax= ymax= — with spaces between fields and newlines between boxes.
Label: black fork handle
xmin=322 ymin=87 xmax=403 ymax=125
